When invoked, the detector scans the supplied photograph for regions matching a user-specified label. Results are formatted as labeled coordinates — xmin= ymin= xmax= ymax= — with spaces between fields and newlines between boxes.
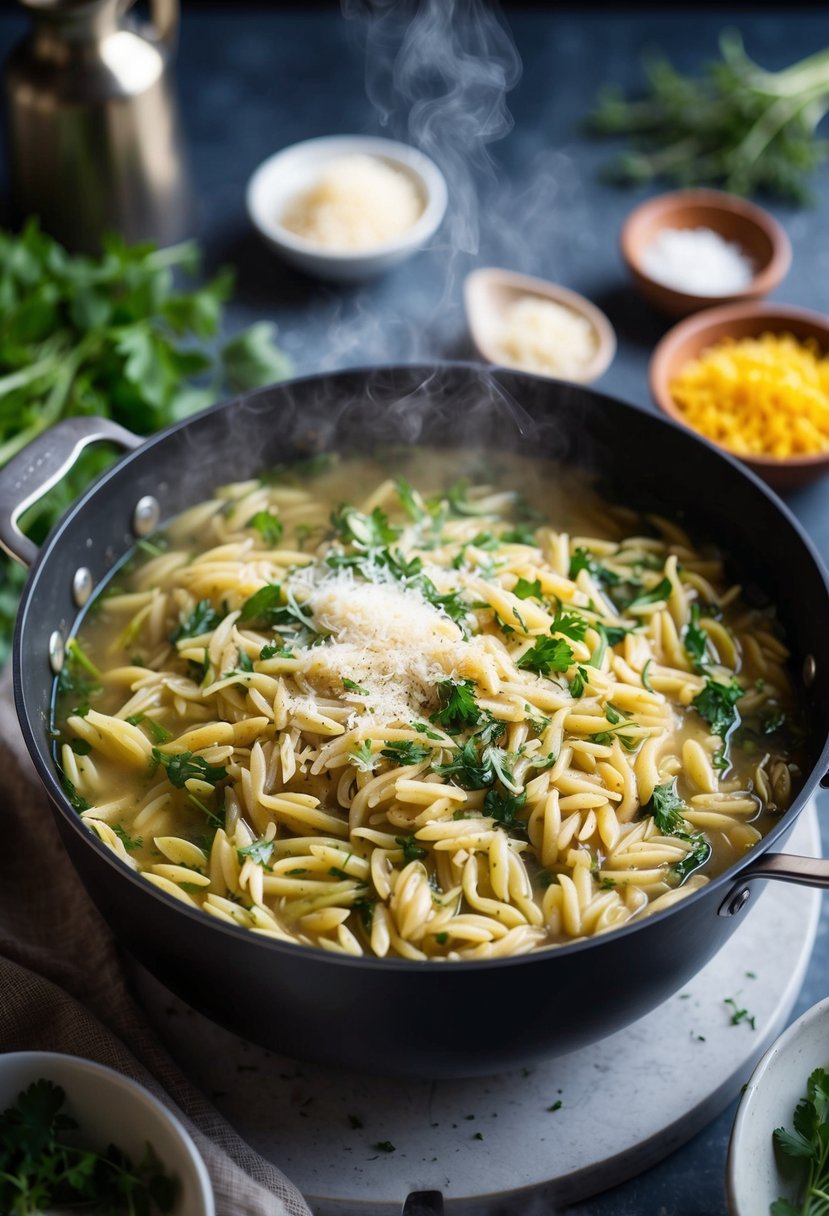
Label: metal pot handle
xmin=718 ymin=851 xmax=829 ymax=917
xmin=0 ymin=417 xmax=142 ymax=569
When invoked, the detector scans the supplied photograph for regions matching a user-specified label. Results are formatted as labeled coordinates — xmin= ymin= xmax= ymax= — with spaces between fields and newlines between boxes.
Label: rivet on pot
xmin=132 ymin=495 xmax=160 ymax=537
xmin=803 ymin=654 xmax=817 ymax=688
xmin=48 ymin=630 xmax=65 ymax=674
xmin=717 ymin=887 xmax=750 ymax=918
xmin=72 ymin=567 xmax=93 ymax=607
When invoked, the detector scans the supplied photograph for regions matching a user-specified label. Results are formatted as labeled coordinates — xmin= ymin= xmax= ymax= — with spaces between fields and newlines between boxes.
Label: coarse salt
xmin=641 ymin=227 xmax=754 ymax=296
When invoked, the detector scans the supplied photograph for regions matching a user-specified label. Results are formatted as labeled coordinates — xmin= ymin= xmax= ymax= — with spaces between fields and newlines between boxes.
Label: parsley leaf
xmin=343 ymin=678 xmax=370 ymax=695
xmin=684 ymin=604 xmax=709 ymax=671
xmin=643 ymin=781 xmax=686 ymax=834
xmin=569 ymin=547 xmax=621 ymax=586
xmin=395 ymin=834 xmax=428 ymax=863
xmin=484 ymin=789 xmax=527 ymax=834
xmin=237 ymin=839 xmax=274 ymax=868
xmin=625 ymin=577 xmax=673 ymax=610
xmin=517 ymin=635 xmax=573 ymax=676
xmin=113 ymin=824 xmax=143 ymax=852
xmin=513 ymin=577 xmax=543 ymax=600
xmin=151 ymin=749 xmax=228 ymax=788
xmin=171 ymin=599 xmax=224 ymax=643
xmin=331 ymin=505 xmax=400 ymax=547
xmin=551 ymin=607 xmax=589 ymax=642
xmin=237 ymin=583 xmax=284 ymax=627
xmin=349 ymin=741 xmax=378 ymax=772
xmin=247 ymin=509 xmax=283 ymax=547
xmin=692 ymin=677 xmax=743 ymax=738
xmin=430 ymin=679 xmax=483 ymax=732
xmin=380 ymin=741 xmax=432 ymax=765
xmin=773 ymin=1065 xmax=829 ymax=1214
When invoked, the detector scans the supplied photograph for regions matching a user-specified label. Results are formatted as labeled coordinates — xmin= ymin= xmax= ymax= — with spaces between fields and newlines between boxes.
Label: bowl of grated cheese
xmin=464 ymin=267 xmax=616 ymax=384
xmin=650 ymin=301 xmax=829 ymax=490
xmin=246 ymin=135 xmax=447 ymax=281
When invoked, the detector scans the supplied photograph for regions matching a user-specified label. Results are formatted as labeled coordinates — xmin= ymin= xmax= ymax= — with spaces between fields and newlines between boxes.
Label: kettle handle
xmin=147 ymin=0 xmax=179 ymax=49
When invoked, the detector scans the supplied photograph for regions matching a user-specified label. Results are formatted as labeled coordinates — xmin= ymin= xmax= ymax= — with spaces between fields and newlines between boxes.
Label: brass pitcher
xmin=4 ymin=0 xmax=196 ymax=252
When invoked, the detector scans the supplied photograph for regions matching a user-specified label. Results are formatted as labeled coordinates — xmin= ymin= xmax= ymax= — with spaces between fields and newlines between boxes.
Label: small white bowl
xmin=727 ymin=996 xmax=829 ymax=1215
xmin=464 ymin=267 xmax=616 ymax=384
xmin=246 ymin=134 xmax=448 ymax=282
xmin=0 ymin=1052 xmax=214 ymax=1216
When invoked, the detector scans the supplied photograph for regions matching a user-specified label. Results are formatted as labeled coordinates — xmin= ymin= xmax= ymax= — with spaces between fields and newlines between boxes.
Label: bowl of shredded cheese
xmin=621 ymin=189 xmax=791 ymax=318
xmin=246 ymin=135 xmax=447 ymax=281
xmin=464 ymin=267 xmax=616 ymax=384
xmin=650 ymin=302 xmax=829 ymax=490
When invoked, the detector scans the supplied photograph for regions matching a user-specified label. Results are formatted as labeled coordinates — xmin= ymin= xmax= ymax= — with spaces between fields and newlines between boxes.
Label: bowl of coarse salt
xmin=246 ymin=135 xmax=448 ymax=282
xmin=620 ymin=189 xmax=791 ymax=317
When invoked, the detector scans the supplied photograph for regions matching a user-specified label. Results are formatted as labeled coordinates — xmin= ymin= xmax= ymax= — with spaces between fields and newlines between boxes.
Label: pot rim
xmin=12 ymin=361 xmax=829 ymax=972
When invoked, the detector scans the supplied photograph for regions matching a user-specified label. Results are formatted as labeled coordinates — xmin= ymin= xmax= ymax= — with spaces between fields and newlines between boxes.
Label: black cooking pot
xmin=3 ymin=364 xmax=829 ymax=1079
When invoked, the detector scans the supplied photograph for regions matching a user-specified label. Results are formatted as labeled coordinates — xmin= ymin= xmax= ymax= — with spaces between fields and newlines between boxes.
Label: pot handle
xmin=401 ymin=1193 xmax=444 ymax=1216
xmin=718 ymin=851 xmax=829 ymax=917
xmin=0 ymin=417 xmax=142 ymax=569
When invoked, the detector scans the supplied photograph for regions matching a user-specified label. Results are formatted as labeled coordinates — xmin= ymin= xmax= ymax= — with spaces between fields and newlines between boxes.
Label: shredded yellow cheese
xmin=669 ymin=332 xmax=829 ymax=459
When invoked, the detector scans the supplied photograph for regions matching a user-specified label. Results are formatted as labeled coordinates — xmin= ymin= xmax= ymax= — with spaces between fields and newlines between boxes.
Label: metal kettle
xmin=4 ymin=0 xmax=196 ymax=252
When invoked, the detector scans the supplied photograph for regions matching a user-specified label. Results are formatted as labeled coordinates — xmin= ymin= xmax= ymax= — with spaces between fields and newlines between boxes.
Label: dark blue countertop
xmin=2 ymin=6 xmax=828 ymax=1214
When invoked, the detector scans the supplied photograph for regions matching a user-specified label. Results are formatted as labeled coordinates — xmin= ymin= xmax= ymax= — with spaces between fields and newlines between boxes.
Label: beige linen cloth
xmin=0 ymin=667 xmax=312 ymax=1216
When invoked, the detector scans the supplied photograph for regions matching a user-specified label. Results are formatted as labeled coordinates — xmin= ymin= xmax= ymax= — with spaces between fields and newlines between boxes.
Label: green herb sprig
xmin=0 ymin=1078 xmax=177 ymax=1215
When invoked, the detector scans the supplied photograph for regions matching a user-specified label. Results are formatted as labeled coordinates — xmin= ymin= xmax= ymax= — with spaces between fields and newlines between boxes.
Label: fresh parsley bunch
xmin=590 ymin=31 xmax=829 ymax=202
xmin=0 ymin=1078 xmax=177 ymax=1214
xmin=0 ymin=220 xmax=291 ymax=667
xmin=772 ymin=1066 xmax=829 ymax=1215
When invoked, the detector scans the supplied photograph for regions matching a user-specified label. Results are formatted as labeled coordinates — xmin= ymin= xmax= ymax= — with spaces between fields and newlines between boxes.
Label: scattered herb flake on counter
xmin=0 ymin=220 xmax=291 ymax=667
xmin=374 ymin=1140 xmax=396 ymax=1153
xmin=772 ymin=1066 xmax=829 ymax=1216
xmin=589 ymin=30 xmax=829 ymax=202
xmin=0 ymin=1078 xmax=177 ymax=1214
xmin=725 ymin=997 xmax=756 ymax=1029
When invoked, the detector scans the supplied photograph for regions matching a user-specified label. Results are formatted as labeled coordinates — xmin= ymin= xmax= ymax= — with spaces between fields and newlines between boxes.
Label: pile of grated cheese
xmin=495 ymin=295 xmax=598 ymax=381
xmin=669 ymin=331 xmax=829 ymax=458
xmin=280 ymin=154 xmax=424 ymax=250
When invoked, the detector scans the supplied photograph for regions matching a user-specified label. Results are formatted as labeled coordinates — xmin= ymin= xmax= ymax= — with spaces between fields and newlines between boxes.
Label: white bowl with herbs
xmin=727 ymin=995 xmax=829 ymax=1216
xmin=0 ymin=1051 xmax=214 ymax=1216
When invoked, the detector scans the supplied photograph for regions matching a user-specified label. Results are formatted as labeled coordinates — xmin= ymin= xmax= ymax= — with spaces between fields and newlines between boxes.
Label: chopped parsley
xmin=247 ymin=509 xmax=283 ymax=547
xmin=684 ymin=603 xmax=709 ymax=671
xmin=237 ymin=839 xmax=275 ymax=868
xmin=113 ymin=824 xmax=143 ymax=851
xmin=724 ymin=997 xmax=756 ymax=1030
xmin=513 ymin=577 xmax=543 ymax=600
xmin=170 ymin=599 xmax=224 ymax=642
xmin=484 ymin=789 xmax=527 ymax=834
xmin=625 ymin=577 xmax=673 ymax=610
xmin=343 ymin=678 xmax=370 ymax=695
xmin=551 ymin=607 xmax=589 ymax=642
xmin=125 ymin=713 xmax=172 ymax=743
xmin=395 ymin=477 xmax=425 ymax=522
xmin=517 ymin=635 xmax=573 ymax=676
xmin=237 ymin=583 xmax=284 ymax=628
xmin=395 ymin=835 xmax=428 ymax=864
xmin=331 ymin=505 xmax=400 ymax=547
xmin=60 ymin=774 xmax=90 ymax=813
xmin=150 ymin=749 xmax=228 ymax=788
xmin=692 ymin=677 xmax=743 ymax=738
xmin=643 ymin=781 xmax=686 ymax=835
xmin=569 ymin=547 xmax=621 ymax=586
xmin=373 ymin=1140 xmax=396 ymax=1153
xmin=380 ymin=741 xmax=432 ymax=765
xmin=430 ymin=679 xmax=482 ymax=732
xmin=349 ymin=741 xmax=378 ymax=772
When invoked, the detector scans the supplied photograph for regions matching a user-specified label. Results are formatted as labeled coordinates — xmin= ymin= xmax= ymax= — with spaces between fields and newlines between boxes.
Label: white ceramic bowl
xmin=246 ymin=134 xmax=448 ymax=282
xmin=727 ymin=995 xmax=829 ymax=1215
xmin=0 ymin=1052 xmax=214 ymax=1216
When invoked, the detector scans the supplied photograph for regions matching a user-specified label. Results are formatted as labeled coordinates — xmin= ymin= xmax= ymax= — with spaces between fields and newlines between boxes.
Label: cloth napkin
xmin=0 ymin=667 xmax=313 ymax=1216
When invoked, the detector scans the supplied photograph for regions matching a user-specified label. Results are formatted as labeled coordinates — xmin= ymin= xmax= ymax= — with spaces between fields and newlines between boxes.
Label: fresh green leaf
xmin=238 ymin=839 xmax=275 ymax=868
xmin=625 ymin=577 xmax=673 ymax=610
xmin=684 ymin=603 xmax=709 ymax=671
xmin=643 ymin=781 xmax=685 ymax=834
xmin=380 ymin=741 xmax=432 ymax=765
xmin=395 ymin=834 xmax=428 ymax=863
xmin=693 ymin=677 xmax=743 ymax=738
xmin=151 ymin=749 xmax=227 ymax=788
xmin=430 ymin=679 xmax=483 ymax=732
xmin=247 ymin=509 xmax=283 ymax=547
xmin=517 ymin=635 xmax=573 ymax=676
xmin=220 ymin=321 xmax=291 ymax=392
xmin=513 ymin=577 xmax=543 ymax=600
xmin=171 ymin=599 xmax=225 ymax=642
xmin=569 ymin=547 xmax=621 ymax=586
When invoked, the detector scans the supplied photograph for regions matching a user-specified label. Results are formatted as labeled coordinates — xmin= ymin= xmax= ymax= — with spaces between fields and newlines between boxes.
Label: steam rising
xmin=343 ymin=0 xmax=521 ymax=259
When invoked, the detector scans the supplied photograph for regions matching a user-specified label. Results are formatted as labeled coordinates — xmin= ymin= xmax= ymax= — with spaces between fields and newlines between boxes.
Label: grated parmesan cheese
xmin=495 ymin=295 xmax=598 ymax=381
xmin=296 ymin=576 xmax=474 ymax=726
xmin=280 ymin=154 xmax=424 ymax=250
xmin=669 ymin=331 xmax=829 ymax=458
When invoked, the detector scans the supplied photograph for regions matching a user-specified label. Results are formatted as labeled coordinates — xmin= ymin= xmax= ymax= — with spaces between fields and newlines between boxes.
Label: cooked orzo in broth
xmin=54 ymin=452 xmax=803 ymax=960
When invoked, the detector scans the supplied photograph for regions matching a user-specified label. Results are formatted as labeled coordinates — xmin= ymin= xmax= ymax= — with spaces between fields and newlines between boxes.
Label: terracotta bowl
xmin=650 ymin=302 xmax=829 ymax=492
xmin=621 ymin=189 xmax=791 ymax=317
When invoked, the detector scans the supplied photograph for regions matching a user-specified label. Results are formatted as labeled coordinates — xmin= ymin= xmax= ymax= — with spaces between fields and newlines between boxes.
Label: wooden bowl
xmin=621 ymin=190 xmax=791 ymax=317
xmin=650 ymin=302 xmax=829 ymax=492
xmin=464 ymin=267 xmax=616 ymax=384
